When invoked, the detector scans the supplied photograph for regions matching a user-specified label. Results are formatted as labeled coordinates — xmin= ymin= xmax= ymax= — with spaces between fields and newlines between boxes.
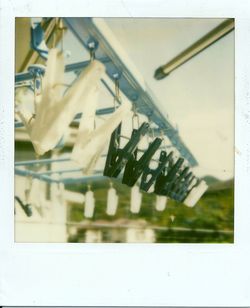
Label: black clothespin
xmin=140 ymin=150 xmax=174 ymax=192
xmin=122 ymin=137 xmax=162 ymax=187
xmin=103 ymin=122 xmax=150 ymax=178
xmin=168 ymin=169 xmax=193 ymax=201
xmin=154 ymin=157 xmax=184 ymax=196
xmin=15 ymin=196 xmax=32 ymax=217
xmin=178 ymin=176 xmax=198 ymax=202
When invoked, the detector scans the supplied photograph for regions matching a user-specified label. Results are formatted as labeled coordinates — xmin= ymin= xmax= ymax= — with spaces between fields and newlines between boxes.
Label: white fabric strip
xmin=72 ymin=100 xmax=131 ymax=173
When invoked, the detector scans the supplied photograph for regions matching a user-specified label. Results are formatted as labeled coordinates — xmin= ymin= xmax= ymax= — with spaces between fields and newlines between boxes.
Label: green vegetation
xmin=66 ymin=177 xmax=234 ymax=243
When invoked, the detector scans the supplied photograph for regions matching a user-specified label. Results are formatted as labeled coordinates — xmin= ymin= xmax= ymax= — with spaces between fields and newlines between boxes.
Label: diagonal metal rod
xmin=154 ymin=18 xmax=234 ymax=80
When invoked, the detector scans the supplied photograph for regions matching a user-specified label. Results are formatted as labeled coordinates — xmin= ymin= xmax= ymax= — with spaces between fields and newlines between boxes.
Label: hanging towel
xmin=130 ymin=185 xmax=142 ymax=214
xmin=184 ymin=180 xmax=208 ymax=207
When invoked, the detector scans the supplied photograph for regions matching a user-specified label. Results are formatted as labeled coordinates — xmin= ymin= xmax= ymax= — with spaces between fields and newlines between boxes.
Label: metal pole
xmin=154 ymin=19 xmax=234 ymax=80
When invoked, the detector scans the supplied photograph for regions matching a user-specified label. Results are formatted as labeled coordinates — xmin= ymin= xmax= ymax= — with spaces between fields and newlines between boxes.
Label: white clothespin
xmin=130 ymin=185 xmax=142 ymax=214
xmin=155 ymin=195 xmax=168 ymax=211
xmin=106 ymin=183 xmax=118 ymax=216
xmin=84 ymin=186 xmax=95 ymax=218
xmin=184 ymin=180 xmax=208 ymax=207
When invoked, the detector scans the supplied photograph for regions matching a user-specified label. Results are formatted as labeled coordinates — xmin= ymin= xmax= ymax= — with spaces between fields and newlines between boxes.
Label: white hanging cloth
xmin=106 ymin=186 xmax=118 ymax=216
xmin=130 ymin=185 xmax=142 ymax=214
xmin=155 ymin=195 xmax=167 ymax=211
xmin=84 ymin=189 xmax=95 ymax=218
xmin=71 ymin=83 xmax=100 ymax=170
xmin=71 ymin=99 xmax=131 ymax=174
xmin=18 ymin=48 xmax=106 ymax=155
xmin=184 ymin=180 xmax=208 ymax=207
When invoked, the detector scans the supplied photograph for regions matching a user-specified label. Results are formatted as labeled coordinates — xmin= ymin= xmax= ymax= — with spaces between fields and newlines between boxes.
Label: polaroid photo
xmin=0 ymin=0 xmax=250 ymax=306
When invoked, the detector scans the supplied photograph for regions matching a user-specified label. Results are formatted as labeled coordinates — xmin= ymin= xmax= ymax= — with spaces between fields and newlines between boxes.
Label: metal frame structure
xmin=15 ymin=17 xmax=198 ymax=185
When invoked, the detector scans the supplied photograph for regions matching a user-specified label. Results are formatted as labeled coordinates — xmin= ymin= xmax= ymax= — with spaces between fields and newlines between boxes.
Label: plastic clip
xmin=15 ymin=196 xmax=32 ymax=217
xmin=169 ymin=171 xmax=194 ymax=201
xmin=103 ymin=122 xmax=149 ymax=178
xmin=122 ymin=137 xmax=162 ymax=187
xmin=140 ymin=150 xmax=173 ymax=192
xmin=30 ymin=21 xmax=49 ymax=59
xmin=154 ymin=157 xmax=184 ymax=196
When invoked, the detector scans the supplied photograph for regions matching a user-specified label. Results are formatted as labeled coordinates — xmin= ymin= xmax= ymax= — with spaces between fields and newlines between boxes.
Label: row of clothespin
xmin=84 ymin=184 xmax=168 ymax=218
xmin=103 ymin=118 xmax=208 ymax=207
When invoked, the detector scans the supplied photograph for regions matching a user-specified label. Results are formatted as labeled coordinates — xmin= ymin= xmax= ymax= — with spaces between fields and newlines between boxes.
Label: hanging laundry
xmin=130 ymin=185 xmax=142 ymax=214
xmin=84 ymin=189 xmax=95 ymax=218
xmin=183 ymin=180 xmax=208 ymax=207
xmin=71 ymin=83 xmax=100 ymax=171
xmin=73 ymin=99 xmax=131 ymax=174
xmin=106 ymin=185 xmax=118 ymax=216
xmin=155 ymin=195 xmax=167 ymax=211
xmin=18 ymin=48 xmax=106 ymax=156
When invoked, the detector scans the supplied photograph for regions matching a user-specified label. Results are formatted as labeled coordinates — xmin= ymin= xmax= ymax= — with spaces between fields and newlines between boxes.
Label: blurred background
xmin=14 ymin=17 xmax=234 ymax=243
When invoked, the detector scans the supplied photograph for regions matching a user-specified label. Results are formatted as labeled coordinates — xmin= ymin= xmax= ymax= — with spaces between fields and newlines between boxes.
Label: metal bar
xmin=15 ymin=157 xmax=71 ymax=166
xmin=37 ymin=168 xmax=83 ymax=176
xmin=13 ymin=218 xmax=234 ymax=235
xmin=15 ymin=166 xmax=104 ymax=184
xmin=60 ymin=174 xmax=104 ymax=184
xmin=15 ymin=57 xmax=110 ymax=83
xmin=154 ymin=18 xmax=234 ymax=80
xmin=15 ymin=168 xmax=58 ymax=183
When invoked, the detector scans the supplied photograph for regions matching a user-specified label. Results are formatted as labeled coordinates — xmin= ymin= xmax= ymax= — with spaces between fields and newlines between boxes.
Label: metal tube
xmin=15 ymin=57 xmax=110 ymax=83
xmin=15 ymin=168 xmax=58 ymax=183
xmin=154 ymin=19 xmax=234 ymax=80
xmin=15 ymin=157 xmax=71 ymax=166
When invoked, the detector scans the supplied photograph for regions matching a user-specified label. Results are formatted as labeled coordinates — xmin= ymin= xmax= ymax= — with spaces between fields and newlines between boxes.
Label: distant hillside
xmin=208 ymin=178 xmax=234 ymax=192
xmin=202 ymin=175 xmax=220 ymax=185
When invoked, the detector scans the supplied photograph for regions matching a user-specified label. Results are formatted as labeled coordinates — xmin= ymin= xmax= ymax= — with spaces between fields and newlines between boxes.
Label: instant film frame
xmin=1 ymin=0 xmax=250 ymax=306
xmin=14 ymin=17 xmax=234 ymax=244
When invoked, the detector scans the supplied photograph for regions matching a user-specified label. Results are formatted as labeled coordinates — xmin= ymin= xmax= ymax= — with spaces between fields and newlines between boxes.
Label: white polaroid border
xmin=0 ymin=0 xmax=250 ymax=306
